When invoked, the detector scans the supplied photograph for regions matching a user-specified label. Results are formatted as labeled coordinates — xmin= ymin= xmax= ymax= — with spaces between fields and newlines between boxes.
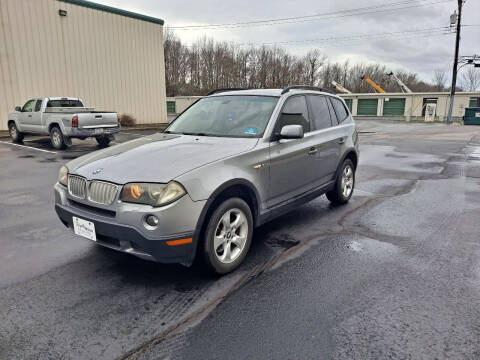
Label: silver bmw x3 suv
xmin=54 ymin=86 xmax=359 ymax=274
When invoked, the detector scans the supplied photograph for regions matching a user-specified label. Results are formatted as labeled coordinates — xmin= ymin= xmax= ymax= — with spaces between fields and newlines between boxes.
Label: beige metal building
xmin=0 ymin=0 xmax=167 ymax=131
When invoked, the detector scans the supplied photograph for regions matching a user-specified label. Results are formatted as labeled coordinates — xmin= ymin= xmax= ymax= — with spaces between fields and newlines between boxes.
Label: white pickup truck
xmin=7 ymin=97 xmax=120 ymax=149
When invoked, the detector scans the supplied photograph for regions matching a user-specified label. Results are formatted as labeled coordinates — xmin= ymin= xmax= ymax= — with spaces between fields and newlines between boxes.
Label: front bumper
xmin=54 ymin=182 xmax=206 ymax=263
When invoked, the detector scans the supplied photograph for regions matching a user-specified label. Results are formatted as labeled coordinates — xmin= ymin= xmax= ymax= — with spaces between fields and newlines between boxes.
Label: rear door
xmin=306 ymin=95 xmax=340 ymax=185
xmin=267 ymin=95 xmax=319 ymax=207
xmin=29 ymin=99 xmax=44 ymax=133
xmin=327 ymin=96 xmax=351 ymax=173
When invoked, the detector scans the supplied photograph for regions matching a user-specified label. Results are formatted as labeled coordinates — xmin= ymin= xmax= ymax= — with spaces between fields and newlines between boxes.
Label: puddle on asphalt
xmin=265 ymin=233 xmax=300 ymax=249
xmin=360 ymin=145 xmax=445 ymax=174
xmin=346 ymin=240 xmax=363 ymax=251
xmin=466 ymin=146 xmax=480 ymax=161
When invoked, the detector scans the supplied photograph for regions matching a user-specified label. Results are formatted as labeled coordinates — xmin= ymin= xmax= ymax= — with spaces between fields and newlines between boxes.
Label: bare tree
xmin=163 ymin=30 xmax=447 ymax=96
xmin=460 ymin=66 xmax=480 ymax=91
xmin=432 ymin=69 xmax=447 ymax=91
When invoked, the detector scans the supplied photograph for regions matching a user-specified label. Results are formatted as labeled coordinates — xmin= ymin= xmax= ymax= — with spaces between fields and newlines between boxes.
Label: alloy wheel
xmin=341 ymin=164 xmax=354 ymax=198
xmin=213 ymin=208 xmax=249 ymax=264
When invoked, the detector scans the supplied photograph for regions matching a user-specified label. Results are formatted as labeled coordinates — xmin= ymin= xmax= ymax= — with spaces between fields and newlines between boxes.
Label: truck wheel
xmin=95 ymin=135 xmax=111 ymax=147
xmin=326 ymin=159 xmax=355 ymax=205
xmin=202 ymin=197 xmax=253 ymax=275
xmin=9 ymin=122 xmax=24 ymax=143
xmin=50 ymin=126 xmax=67 ymax=150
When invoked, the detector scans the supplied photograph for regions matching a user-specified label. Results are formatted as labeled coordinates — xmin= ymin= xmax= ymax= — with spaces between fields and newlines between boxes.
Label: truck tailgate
xmin=77 ymin=112 xmax=118 ymax=128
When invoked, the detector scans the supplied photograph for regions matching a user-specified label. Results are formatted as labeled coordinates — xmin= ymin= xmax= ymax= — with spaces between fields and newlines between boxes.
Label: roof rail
xmin=206 ymin=88 xmax=248 ymax=96
xmin=281 ymin=85 xmax=335 ymax=95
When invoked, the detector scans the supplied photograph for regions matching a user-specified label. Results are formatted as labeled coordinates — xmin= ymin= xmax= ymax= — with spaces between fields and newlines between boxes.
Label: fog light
xmin=145 ymin=215 xmax=159 ymax=227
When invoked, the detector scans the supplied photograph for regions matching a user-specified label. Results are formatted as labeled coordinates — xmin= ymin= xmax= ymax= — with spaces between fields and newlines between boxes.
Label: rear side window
xmin=47 ymin=99 xmax=83 ymax=107
xmin=308 ymin=95 xmax=331 ymax=130
xmin=326 ymin=98 xmax=338 ymax=126
xmin=278 ymin=95 xmax=310 ymax=133
xmin=34 ymin=100 xmax=42 ymax=112
xmin=330 ymin=98 xmax=348 ymax=123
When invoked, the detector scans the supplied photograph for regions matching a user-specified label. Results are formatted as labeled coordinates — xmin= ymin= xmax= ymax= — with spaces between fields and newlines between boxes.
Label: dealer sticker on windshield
xmin=73 ymin=216 xmax=97 ymax=241
xmin=245 ymin=127 xmax=257 ymax=135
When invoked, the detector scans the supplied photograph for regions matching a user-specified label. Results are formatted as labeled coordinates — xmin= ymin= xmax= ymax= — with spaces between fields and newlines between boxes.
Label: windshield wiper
xmin=180 ymin=132 xmax=208 ymax=136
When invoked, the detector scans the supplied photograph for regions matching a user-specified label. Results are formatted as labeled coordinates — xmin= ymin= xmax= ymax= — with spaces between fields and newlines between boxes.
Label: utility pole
xmin=446 ymin=0 xmax=463 ymax=124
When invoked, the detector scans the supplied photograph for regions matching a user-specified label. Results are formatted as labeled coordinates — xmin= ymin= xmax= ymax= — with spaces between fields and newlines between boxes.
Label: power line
xmin=167 ymin=0 xmax=454 ymax=30
xmin=245 ymin=27 xmax=454 ymax=47
xmin=183 ymin=26 xmax=454 ymax=49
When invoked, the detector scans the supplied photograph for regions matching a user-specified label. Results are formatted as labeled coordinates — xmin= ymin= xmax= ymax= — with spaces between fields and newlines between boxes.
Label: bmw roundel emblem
xmin=92 ymin=168 xmax=103 ymax=175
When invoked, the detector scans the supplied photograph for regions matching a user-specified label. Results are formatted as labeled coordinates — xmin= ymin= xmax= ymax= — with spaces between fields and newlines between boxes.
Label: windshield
xmin=166 ymin=96 xmax=279 ymax=138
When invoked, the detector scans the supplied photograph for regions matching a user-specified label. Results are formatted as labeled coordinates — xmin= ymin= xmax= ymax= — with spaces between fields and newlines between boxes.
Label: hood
xmin=67 ymin=133 xmax=258 ymax=184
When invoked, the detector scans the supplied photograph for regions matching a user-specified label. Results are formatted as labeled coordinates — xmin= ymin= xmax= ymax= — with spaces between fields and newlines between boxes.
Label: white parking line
xmin=0 ymin=140 xmax=57 ymax=154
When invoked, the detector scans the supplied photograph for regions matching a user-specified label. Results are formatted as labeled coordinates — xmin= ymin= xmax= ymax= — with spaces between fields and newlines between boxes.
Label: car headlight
xmin=120 ymin=181 xmax=186 ymax=207
xmin=58 ymin=166 xmax=68 ymax=186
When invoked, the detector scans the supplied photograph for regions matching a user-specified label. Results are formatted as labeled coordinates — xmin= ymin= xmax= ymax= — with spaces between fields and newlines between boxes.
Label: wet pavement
xmin=1 ymin=121 xmax=480 ymax=359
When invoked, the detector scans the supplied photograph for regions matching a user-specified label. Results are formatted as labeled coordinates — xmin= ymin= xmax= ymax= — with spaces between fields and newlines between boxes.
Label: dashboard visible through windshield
xmin=166 ymin=95 xmax=279 ymax=138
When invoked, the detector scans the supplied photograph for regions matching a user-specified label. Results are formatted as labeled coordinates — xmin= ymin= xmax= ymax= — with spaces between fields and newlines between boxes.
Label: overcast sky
xmin=96 ymin=0 xmax=479 ymax=83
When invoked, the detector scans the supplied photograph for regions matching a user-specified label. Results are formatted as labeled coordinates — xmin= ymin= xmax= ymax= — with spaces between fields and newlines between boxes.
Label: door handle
xmin=338 ymin=137 xmax=346 ymax=144
xmin=308 ymin=147 xmax=318 ymax=155
xmin=28 ymin=114 xmax=32 ymax=117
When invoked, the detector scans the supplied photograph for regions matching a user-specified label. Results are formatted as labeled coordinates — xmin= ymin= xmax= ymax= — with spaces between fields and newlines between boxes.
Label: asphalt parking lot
xmin=1 ymin=121 xmax=480 ymax=360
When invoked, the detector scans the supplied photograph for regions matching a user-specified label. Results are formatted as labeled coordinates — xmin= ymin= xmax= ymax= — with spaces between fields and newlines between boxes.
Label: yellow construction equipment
xmin=331 ymin=80 xmax=352 ymax=94
xmin=360 ymin=75 xmax=386 ymax=93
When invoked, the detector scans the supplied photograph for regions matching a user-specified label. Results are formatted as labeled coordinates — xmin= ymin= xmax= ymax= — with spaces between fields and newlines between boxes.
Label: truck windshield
xmin=166 ymin=96 xmax=279 ymax=138
xmin=47 ymin=100 xmax=83 ymax=107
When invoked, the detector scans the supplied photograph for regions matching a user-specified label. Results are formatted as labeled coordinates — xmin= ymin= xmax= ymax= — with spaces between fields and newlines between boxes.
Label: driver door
xmin=267 ymin=95 xmax=319 ymax=208
xmin=18 ymin=99 xmax=36 ymax=132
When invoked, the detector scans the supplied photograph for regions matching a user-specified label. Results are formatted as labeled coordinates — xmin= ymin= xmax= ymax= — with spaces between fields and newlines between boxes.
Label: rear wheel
xmin=326 ymin=159 xmax=355 ymax=205
xmin=202 ymin=197 xmax=253 ymax=274
xmin=50 ymin=126 xmax=66 ymax=150
xmin=95 ymin=135 xmax=112 ymax=147
xmin=9 ymin=122 xmax=24 ymax=143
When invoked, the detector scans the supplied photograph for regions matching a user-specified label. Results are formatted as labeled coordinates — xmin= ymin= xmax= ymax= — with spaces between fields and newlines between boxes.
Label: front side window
xmin=277 ymin=95 xmax=310 ymax=133
xmin=308 ymin=95 xmax=331 ymax=130
xmin=34 ymin=100 xmax=42 ymax=112
xmin=331 ymin=98 xmax=348 ymax=123
xmin=166 ymin=96 xmax=279 ymax=138
xmin=22 ymin=100 xmax=35 ymax=112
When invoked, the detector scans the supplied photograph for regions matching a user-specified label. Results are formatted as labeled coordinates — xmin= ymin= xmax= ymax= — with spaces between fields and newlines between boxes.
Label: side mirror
xmin=280 ymin=124 xmax=304 ymax=139
xmin=15 ymin=106 xmax=22 ymax=112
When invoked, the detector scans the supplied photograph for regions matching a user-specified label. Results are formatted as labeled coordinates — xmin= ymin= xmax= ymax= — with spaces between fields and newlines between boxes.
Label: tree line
xmin=163 ymin=30 xmax=456 ymax=97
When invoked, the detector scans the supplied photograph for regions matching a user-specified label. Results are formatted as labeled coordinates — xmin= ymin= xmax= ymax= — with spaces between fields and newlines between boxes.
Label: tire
xmin=9 ymin=122 xmax=24 ymax=143
xmin=50 ymin=126 xmax=67 ymax=150
xmin=95 ymin=135 xmax=112 ymax=147
xmin=326 ymin=159 xmax=355 ymax=205
xmin=202 ymin=197 xmax=253 ymax=274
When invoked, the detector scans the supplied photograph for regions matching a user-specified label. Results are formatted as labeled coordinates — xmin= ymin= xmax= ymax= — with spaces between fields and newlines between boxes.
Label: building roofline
xmin=58 ymin=0 xmax=164 ymax=25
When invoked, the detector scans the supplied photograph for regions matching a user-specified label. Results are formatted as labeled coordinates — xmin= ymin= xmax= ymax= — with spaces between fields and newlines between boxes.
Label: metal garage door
xmin=357 ymin=99 xmax=378 ymax=116
xmin=383 ymin=98 xmax=405 ymax=116
xmin=343 ymin=99 xmax=353 ymax=112
xmin=167 ymin=101 xmax=176 ymax=113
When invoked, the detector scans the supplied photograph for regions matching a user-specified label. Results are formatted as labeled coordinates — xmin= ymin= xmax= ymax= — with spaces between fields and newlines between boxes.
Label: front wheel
xmin=9 ymin=122 xmax=24 ymax=143
xmin=326 ymin=159 xmax=355 ymax=205
xmin=202 ymin=198 xmax=253 ymax=274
